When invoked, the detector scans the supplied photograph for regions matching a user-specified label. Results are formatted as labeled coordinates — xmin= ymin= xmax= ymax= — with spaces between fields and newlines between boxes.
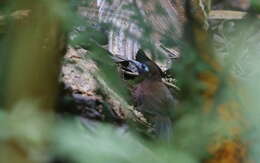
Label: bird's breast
xmin=134 ymin=80 xmax=175 ymax=116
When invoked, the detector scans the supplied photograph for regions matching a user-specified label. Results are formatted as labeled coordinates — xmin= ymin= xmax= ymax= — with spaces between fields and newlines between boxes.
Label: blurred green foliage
xmin=213 ymin=17 xmax=260 ymax=162
xmin=0 ymin=0 xmax=260 ymax=163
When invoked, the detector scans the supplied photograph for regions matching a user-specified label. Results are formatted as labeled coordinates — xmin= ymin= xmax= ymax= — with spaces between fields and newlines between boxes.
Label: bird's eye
xmin=142 ymin=64 xmax=149 ymax=72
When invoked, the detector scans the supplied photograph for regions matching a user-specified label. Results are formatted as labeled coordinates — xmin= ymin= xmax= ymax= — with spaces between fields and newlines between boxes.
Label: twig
xmin=0 ymin=10 xmax=30 ymax=20
xmin=158 ymin=44 xmax=180 ymax=59
xmin=209 ymin=10 xmax=260 ymax=20
xmin=0 ymin=10 xmax=30 ymax=25
xmin=120 ymin=69 xmax=138 ymax=76
xmin=10 ymin=10 xmax=31 ymax=20
xmin=162 ymin=79 xmax=180 ymax=91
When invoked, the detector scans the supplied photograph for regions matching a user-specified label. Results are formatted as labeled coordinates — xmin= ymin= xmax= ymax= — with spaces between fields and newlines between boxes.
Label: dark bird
xmin=130 ymin=50 xmax=176 ymax=140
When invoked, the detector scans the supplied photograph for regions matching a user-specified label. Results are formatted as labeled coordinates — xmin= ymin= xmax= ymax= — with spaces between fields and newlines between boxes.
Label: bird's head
xmin=131 ymin=50 xmax=164 ymax=80
xmin=129 ymin=59 xmax=163 ymax=80
xmin=129 ymin=60 xmax=149 ymax=74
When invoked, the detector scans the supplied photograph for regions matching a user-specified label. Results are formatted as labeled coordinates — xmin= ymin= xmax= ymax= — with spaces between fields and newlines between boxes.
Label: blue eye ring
xmin=141 ymin=64 xmax=149 ymax=72
xmin=128 ymin=60 xmax=149 ymax=73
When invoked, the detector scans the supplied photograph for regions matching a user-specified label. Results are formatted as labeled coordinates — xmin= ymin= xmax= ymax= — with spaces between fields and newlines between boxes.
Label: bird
xmin=129 ymin=50 xmax=176 ymax=141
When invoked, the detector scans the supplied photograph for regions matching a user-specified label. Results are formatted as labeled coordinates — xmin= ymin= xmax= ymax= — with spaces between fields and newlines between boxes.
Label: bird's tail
xmin=153 ymin=116 xmax=173 ymax=141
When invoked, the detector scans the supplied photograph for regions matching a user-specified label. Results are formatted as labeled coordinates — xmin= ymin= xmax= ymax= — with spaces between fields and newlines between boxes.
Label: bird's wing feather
xmin=134 ymin=80 xmax=175 ymax=116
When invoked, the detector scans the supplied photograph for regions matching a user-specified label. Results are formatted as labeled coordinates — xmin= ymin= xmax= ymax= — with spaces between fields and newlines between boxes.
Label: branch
xmin=0 ymin=10 xmax=30 ymax=24
xmin=209 ymin=10 xmax=260 ymax=20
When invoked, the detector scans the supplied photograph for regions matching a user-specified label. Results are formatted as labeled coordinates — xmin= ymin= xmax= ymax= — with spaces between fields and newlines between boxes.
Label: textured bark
xmin=81 ymin=0 xmax=182 ymax=70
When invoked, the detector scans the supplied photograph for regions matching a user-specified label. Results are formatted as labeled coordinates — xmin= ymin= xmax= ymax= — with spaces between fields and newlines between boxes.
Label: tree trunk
xmin=0 ymin=1 xmax=66 ymax=163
